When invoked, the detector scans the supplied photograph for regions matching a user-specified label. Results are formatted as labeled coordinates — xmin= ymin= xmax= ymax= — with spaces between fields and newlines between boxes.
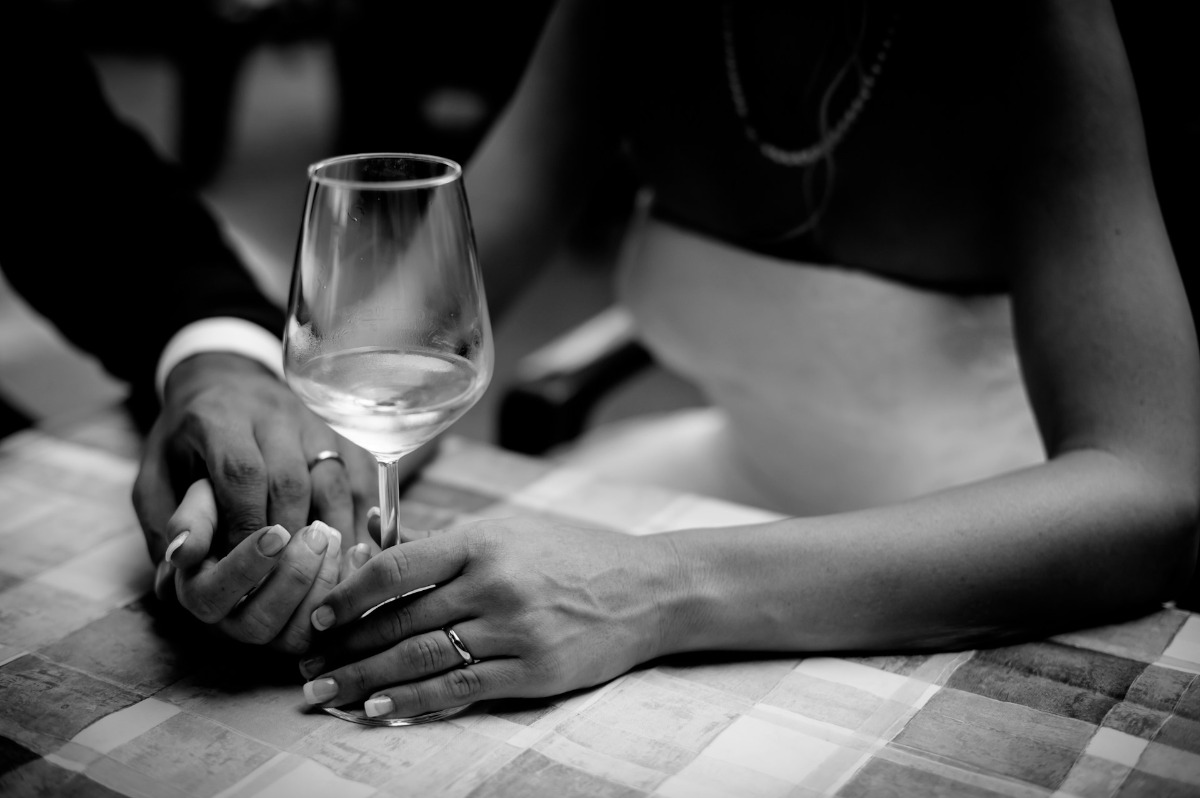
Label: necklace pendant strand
xmin=722 ymin=3 xmax=898 ymax=168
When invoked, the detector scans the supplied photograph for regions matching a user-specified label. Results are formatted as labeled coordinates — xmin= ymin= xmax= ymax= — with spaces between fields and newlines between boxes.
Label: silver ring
xmin=308 ymin=450 xmax=345 ymax=470
xmin=444 ymin=627 xmax=479 ymax=666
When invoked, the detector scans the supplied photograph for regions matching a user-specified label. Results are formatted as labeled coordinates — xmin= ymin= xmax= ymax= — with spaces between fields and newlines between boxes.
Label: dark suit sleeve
xmin=0 ymin=0 xmax=286 ymax=424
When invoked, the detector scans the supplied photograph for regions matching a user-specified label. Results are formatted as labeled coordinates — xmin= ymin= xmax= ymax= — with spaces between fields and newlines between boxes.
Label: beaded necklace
xmin=722 ymin=3 xmax=898 ymax=168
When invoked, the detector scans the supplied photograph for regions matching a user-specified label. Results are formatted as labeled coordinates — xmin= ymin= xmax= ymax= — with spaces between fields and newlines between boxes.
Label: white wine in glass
xmin=283 ymin=153 xmax=493 ymax=725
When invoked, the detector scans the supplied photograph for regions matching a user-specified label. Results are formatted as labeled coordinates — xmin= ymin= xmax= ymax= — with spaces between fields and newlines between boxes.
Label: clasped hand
xmin=295 ymin=519 xmax=679 ymax=719
xmin=153 ymin=481 xmax=369 ymax=653
xmin=132 ymin=352 xmax=433 ymax=653
xmin=130 ymin=352 xmax=679 ymax=709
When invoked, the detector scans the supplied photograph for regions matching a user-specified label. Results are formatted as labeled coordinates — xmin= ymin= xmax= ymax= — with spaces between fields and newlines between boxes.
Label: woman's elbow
xmin=1134 ymin=458 xmax=1200 ymax=604
xmin=1097 ymin=448 xmax=1200 ymax=604
xmin=1162 ymin=480 xmax=1200 ymax=605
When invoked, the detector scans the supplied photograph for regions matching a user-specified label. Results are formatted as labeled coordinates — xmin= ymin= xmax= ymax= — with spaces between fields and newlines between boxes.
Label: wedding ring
xmin=444 ymin=627 xmax=479 ymax=666
xmin=307 ymin=450 xmax=346 ymax=470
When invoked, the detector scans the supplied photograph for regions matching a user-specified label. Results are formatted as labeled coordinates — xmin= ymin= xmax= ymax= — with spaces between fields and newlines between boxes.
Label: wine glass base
xmin=319 ymin=592 xmax=463 ymax=726
xmin=322 ymin=703 xmax=470 ymax=726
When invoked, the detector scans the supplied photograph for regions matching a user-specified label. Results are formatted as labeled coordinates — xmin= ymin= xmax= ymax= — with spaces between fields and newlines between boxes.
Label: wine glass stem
xmin=377 ymin=456 xmax=402 ymax=550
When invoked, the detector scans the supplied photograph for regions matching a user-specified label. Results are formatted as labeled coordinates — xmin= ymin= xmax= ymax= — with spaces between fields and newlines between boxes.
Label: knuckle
xmin=312 ymin=564 xmax=338 ymax=595
xmin=444 ymin=666 xmax=483 ymax=702
xmin=230 ymin=557 xmax=267 ymax=588
xmin=226 ymin=513 xmax=264 ymax=543
xmin=379 ymin=548 xmax=412 ymax=594
xmin=277 ymin=558 xmax=316 ymax=592
xmin=269 ymin=470 xmax=308 ymax=503
xmin=385 ymin=603 xmax=414 ymax=641
xmin=482 ymin=577 xmax=526 ymax=612
xmin=463 ymin=526 xmax=500 ymax=566
xmin=345 ymin=664 xmax=371 ymax=697
xmin=405 ymin=635 xmax=443 ymax=675
xmin=220 ymin=456 xmax=265 ymax=489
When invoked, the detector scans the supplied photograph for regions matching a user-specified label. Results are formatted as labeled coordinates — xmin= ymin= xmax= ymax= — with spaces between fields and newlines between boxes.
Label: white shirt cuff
xmin=155 ymin=318 xmax=284 ymax=400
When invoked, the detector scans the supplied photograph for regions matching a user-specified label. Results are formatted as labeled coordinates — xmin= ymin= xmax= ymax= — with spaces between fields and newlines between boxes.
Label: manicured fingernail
xmin=326 ymin=526 xmax=342 ymax=555
xmin=299 ymin=656 xmax=324 ymax=679
xmin=258 ymin=525 xmax=290 ymax=556
xmin=367 ymin=506 xmax=380 ymax=522
xmin=350 ymin=543 xmax=370 ymax=568
xmin=364 ymin=696 xmax=394 ymax=718
xmin=312 ymin=605 xmax=334 ymax=631
xmin=303 ymin=677 xmax=338 ymax=704
xmin=164 ymin=531 xmax=189 ymax=565
xmin=304 ymin=521 xmax=330 ymax=555
xmin=154 ymin=560 xmax=173 ymax=596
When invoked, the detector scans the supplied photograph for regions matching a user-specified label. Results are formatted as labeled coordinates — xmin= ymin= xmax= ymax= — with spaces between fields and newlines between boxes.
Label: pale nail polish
xmin=164 ymin=531 xmax=189 ymax=565
xmin=304 ymin=521 xmax=330 ymax=555
xmin=367 ymin=506 xmax=380 ymax=521
xmin=364 ymin=696 xmax=394 ymax=718
xmin=299 ymin=656 xmax=324 ymax=679
xmin=326 ymin=526 xmax=342 ymax=554
xmin=303 ymin=677 xmax=338 ymax=704
xmin=312 ymin=605 xmax=334 ymax=631
xmin=350 ymin=543 xmax=370 ymax=568
xmin=258 ymin=525 xmax=290 ymax=556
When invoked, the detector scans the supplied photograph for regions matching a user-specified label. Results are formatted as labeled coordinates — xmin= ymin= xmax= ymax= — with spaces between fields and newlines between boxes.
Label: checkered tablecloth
xmin=1 ymin=427 xmax=1198 ymax=797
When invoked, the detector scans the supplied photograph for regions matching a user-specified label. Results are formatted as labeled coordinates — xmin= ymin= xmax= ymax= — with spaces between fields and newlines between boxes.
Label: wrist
xmin=164 ymin=351 xmax=279 ymax=403
xmin=637 ymin=531 xmax=708 ymax=659
xmin=155 ymin=317 xmax=284 ymax=401
xmin=650 ymin=527 xmax=776 ymax=656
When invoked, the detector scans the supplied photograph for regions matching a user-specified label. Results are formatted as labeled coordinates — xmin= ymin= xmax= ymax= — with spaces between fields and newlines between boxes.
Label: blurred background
xmin=0 ymin=0 xmax=701 ymax=447
xmin=0 ymin=0 xmax=1192 ymax=451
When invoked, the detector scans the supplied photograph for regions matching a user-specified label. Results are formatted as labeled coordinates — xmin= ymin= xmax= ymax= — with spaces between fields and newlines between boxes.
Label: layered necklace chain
xmin=722 ymin=3 xmax=898 ymax=168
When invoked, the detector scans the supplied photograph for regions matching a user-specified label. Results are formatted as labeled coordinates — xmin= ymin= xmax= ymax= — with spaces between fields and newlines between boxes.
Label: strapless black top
xmin=611 ymin=0 xmax=1007 ymax=295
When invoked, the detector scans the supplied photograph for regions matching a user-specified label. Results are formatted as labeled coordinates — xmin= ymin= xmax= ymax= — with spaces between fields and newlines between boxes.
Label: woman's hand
xmin=297 ymin=518 xmax=682 ymax=719
xmin=152 ymin=479 xmax=379 ymax=654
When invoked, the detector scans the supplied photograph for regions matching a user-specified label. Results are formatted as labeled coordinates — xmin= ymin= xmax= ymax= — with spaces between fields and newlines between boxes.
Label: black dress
xmin=0 ymin=0 xmax=284 ymax=435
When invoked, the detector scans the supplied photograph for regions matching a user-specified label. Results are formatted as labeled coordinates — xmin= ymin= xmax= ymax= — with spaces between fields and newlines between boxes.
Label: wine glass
xmin=283 ymin=153 xmax=493 ymax=725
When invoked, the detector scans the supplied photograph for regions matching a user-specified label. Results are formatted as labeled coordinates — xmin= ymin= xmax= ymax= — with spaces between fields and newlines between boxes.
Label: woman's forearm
xmin=655 ymin=448 xmax=1198 ymax=656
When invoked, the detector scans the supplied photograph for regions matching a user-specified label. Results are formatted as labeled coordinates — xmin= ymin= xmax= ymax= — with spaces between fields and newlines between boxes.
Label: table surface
xmin=1 ymin=414 xmax=1199 ymax=798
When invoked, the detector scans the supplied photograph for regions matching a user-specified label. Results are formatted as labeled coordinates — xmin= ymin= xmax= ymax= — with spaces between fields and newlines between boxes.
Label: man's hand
xmin=151 ymin=479 xmax=378 ymax=654
xmin=133 ymin=351 xmax=442 ymax=641
xmin=133 ymin=352 xmax=378 ymax=560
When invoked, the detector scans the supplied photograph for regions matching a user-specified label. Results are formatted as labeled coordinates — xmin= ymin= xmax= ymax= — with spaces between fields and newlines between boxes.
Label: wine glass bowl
xmin=283 ymin=153 xmax=493 ymax=726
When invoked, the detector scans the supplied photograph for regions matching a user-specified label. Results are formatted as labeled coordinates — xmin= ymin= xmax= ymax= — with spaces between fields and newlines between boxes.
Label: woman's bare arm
xmin=465 ymin=0 xmax=624 ymax=320
xmin=302 ymin=0 xmax=1200 ymax=720
xmin=657 ymin=0 xmax=1200 ymax=655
